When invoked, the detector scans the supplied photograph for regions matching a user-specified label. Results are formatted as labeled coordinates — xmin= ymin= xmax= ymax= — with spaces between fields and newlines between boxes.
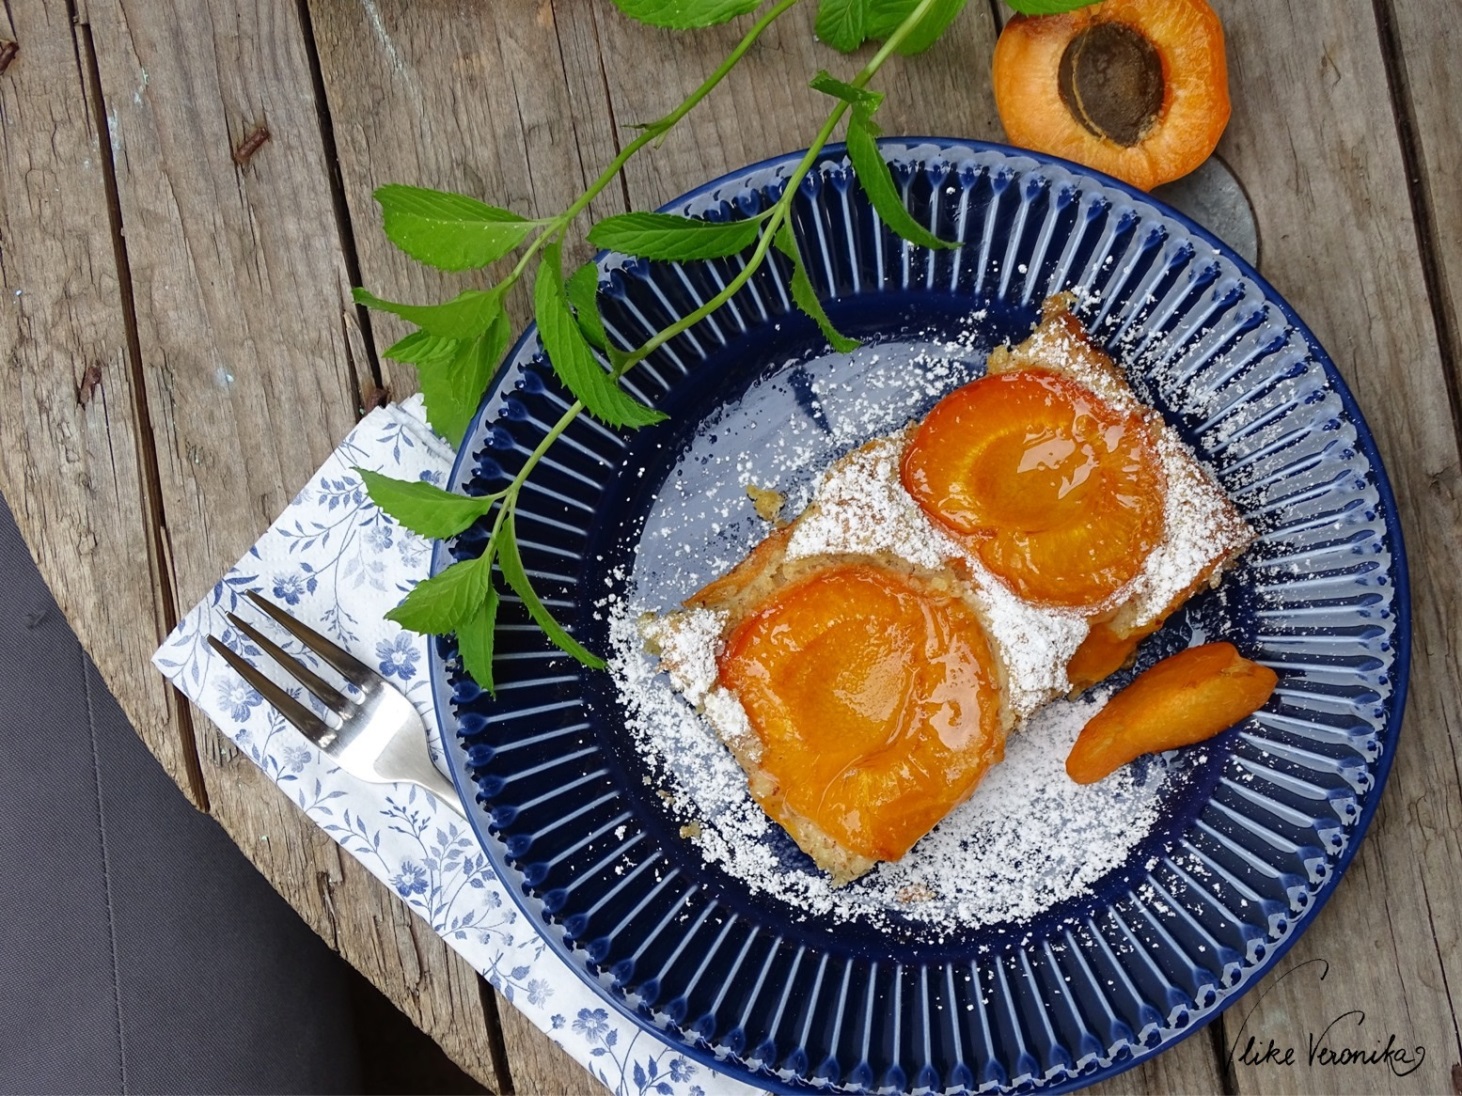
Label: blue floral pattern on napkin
xmin=153 ymin=397 xmax=757 ymax=1096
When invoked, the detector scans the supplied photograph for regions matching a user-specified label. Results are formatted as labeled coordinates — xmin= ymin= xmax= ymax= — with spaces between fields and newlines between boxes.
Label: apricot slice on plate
xmin=992 ymin=0 xmax=1230 ymax=191
xmin=1066 ymin=641 xmax=1278 ymax=784
xmin=901 ymin=369 xmax=1164 ymax=609
xmin=718 ymin=564 xmax=1004 ymax=863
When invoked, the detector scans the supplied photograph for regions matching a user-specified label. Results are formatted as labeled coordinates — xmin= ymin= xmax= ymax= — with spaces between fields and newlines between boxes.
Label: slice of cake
xmin=642 ymin=296 xmax=1252 ymax=884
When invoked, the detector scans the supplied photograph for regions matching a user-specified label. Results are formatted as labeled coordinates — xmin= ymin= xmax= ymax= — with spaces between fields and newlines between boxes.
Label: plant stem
xmin=498 ymin=0 xmax=944 ymax=516
xmin=614 ymin=0 xmax=943 ymax=372
xmin=560 ymin=0 xmax=804 ymax=229
xmin=493 ymin=0 xmax=803 ymax=313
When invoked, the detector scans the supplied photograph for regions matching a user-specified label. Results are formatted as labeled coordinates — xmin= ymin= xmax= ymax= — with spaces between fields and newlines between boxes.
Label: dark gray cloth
xmin=0 ymin=493 xmax=363 ymax=1095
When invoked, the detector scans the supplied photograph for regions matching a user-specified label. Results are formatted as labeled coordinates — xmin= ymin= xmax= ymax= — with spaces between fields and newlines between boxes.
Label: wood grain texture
xmin=1385 ymin=0 xmax=1462 ymax=456
xmin=306 ymin=0 xmax=608 ymax=399
xmin=0 ymin=0 xmax=193 ymax=798
xmin=1208 ymin=0 xmax=1462 ymax=1091
xmin=588 ymin=0 xmax=1006 ymax=212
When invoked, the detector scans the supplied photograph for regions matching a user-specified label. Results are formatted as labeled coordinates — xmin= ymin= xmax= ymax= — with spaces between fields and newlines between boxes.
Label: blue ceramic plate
xmin=430 ymin=140 xmax=1409 ymax=1093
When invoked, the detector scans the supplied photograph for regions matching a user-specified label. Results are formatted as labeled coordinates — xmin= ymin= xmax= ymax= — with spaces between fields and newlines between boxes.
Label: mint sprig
xmin=356 ymin=0 xmax=969 ymax=692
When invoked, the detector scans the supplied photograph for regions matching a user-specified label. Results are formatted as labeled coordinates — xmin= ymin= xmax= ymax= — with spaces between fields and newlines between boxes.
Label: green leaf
xmin=565 ymin=262 xmax=610 ymax=353
xmin=375 ymin=184 xmax=536 ymax=272
xmin=610 ymin=0 xmax=761 ymax=29
xmin=814 ymin=0 xmax=869 ymax=52
xmin=845 ymin=113 xmax=957 ymax=250
xmin=456 ymin=585 xmax=500 ymax=693
xmin=354 ymin=287 xmax=503 ymax=340
xmin=866 ymin=0 xmax=966 ymax=53
xmin=1004 ymin=0 xmax=1100 ymax=13
xmin=415 ymin=313 xmax=512 ymax=448
xmin=587 ymin=211 xmax=763 ymax=261
xmin=773 ymin=220 xmax=859 ymax=354
xmin=497 ymin=514 xmax=605 ymax=668
xmin=356 ymin=467 xmax=495 ymax=540
xmin=387 ymin=553 xmax=492 ymax=635
xmin=534 ymin=240 xmax=667 ymax=429
xmin=382 ymin=330 xmax=459 ymax=369
xmin=809 ymin=70 xmax=884 ymax=112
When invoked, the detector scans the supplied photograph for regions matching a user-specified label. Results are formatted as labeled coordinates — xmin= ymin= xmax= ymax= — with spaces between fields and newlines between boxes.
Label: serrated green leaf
xmin=846 ymin=114 xmax=957 ymax=250
xmin=610 ymin=0 xmax=761 ymax=29
xmin=1004 ymin=0 xmax=1100 ymax=14
xmin=587 ymin=211 xmax=763 ymax=261
xmin=809 ymin=70 xmax=884 ymax=112
xmin=565 ymin=262 xmax=610 ymax=353
xmin=354 ymin=287 xmax=503 ymax=340
xmin=376 ymin=184 xmax=536 ymax=272
xmin=535 ymin=240 xmax=667 ymax=429
xmin=866 ymin=0 xmax=966 ymax=53
xmin=386 ymin=553 xmax=492 ymax=635
xmin=382 ymin=330 xmax=460 ymax=369
xmin=415 ymin=313 xmax=512 ymax=448
xmin=773 ymin=220 xmax=859 ymax=354
xmin=456 ymin=585 xmax=500 ymax=693
xmin=814 ymin=0 xmax=869 ymax=52
xmin=497 ymin=514 xmax=604 ymax=668
xmin=356 ymin=467 xmax=495 ymax=539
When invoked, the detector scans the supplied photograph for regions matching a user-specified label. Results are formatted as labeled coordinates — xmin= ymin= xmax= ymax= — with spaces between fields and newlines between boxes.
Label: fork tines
xmin=208 ymin=591 xmax=375 ymax=748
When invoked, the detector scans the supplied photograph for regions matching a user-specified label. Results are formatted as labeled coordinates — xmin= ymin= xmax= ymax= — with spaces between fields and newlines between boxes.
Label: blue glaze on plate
xmin=430 ymin=140 xmax=1409 ymax=1094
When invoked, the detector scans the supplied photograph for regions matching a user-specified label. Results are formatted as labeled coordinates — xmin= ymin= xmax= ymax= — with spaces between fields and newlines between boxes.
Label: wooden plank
xmin=0 ymin=0 xmax=194 ymax=799
xmin=1203 ymin=0 xmax=1462 ymax=1091
xmin=59 ymin=0 xmax=506 ymax=1087
xmin=304 ymin=0 xmax=610 ymax=399
xmin=303 ymin=3 xmax=615 ymax=1091
xmin=1385 ymin=2 xmax=1462 ymax=449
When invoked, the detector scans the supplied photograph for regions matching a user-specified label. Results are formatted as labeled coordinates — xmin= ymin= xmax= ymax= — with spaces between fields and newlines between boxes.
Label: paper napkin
xmin=154 ymin=396 xmax=759 ymax=1096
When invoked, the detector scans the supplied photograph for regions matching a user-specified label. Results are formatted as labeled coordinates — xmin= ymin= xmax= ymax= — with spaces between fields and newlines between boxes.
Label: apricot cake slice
xmin=642 ymin=296 xmax=1252 ymax=883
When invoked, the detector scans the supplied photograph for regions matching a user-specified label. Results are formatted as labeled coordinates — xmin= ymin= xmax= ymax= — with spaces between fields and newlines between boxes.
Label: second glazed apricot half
xmin=718 ymin=564 xmax=1005 ymax=863
xmin=992 ymin=0 xmax=1230 ymax=191
xmin=901 ymin=369 xmax=1165 ymax=609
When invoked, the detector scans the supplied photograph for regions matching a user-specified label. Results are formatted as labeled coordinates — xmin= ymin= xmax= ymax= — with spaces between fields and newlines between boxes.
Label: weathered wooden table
xmin=3 ymin=1 xmax=1459 ymax=1092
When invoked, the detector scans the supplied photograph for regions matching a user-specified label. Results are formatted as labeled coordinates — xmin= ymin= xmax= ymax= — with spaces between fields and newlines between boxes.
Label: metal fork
xmin=207 ymin=591 xmax=465 ymax=818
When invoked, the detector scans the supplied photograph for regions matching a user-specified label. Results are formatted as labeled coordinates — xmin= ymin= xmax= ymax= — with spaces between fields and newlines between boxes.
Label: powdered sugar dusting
xmin=606 ymin=308 xmax=1243 ymax=938
xmin=1125 ymin=430 xmax=1250 ymax=627
xmin=614 ymin=607 xmax=1167 ymax=936
xmin=786 ymin=434 xmax=952 ymax=570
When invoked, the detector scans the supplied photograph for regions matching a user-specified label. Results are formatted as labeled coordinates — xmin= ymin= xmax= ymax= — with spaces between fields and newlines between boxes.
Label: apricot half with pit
xmin=992 ymin=0 xmax=1230 ymax=191
xmin=717 ymin=564 xmax=1005 ymax=863
xmin=901 ymin=369 xmax=1165 ymax=609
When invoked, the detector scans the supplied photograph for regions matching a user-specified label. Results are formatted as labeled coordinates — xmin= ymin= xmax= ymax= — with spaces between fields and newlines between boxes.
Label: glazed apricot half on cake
xmin=901 ymin=369 xmax=1165 ymax=609
xmin=992 ymin=0 xmax=1230 ymax=191
xmin=717 ymin=564 xmax=1005 ymax=865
